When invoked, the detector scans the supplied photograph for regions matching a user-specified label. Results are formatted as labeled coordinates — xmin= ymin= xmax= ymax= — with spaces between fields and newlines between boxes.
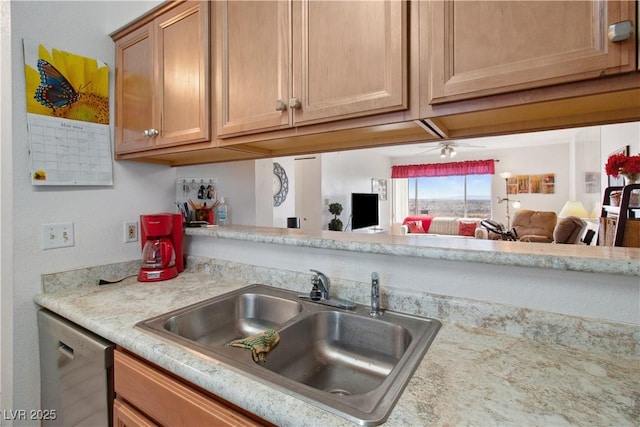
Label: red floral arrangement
xmin=605 ymin=153 xmax=640 ymax=177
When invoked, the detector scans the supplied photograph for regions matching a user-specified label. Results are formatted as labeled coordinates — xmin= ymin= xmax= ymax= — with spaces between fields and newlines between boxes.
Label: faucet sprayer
xmin=370 ymin=272 xmax=382 ymax=317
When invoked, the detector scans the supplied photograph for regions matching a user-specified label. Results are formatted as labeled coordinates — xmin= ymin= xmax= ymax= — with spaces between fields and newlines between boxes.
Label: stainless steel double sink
xmin=136 ymin=284 xmax=441 ymax=425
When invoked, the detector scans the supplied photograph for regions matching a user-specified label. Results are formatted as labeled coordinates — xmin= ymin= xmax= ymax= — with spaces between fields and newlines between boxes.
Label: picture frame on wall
xmin=607 ymin=146 xmax=629 ymax=187
xmin=506 ymin=177 xmax=517 ymax=195
xmin=371 ymin=178 xmax=388 ymax=201
xmin=541 ymin=173 xmax=555 ymax=194
xmin=585 ymin=172 xmax=600 ymax=193
xmin=517 ymin=175 xmax=530 ymax=193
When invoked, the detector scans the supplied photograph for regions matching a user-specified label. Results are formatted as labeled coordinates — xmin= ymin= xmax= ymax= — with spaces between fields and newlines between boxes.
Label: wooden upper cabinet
xmin=113 ymin=1 xmax=210 ymax=154
xmin=216 ymin=0 xmax=407 ymax=138
xmin=426 ymin=0 xmax=637 ymax=104
xmin=291 ymin=0 xmax=407 ymax=126
xmin=114 ymin=23 xmax=155 ymax=153
xmin=216 ymin=1 xmax=291 ymax=137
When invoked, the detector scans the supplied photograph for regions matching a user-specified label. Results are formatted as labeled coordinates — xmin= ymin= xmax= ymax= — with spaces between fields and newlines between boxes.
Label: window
xmin=407 ymin=174 xmax=492 ymax=218
xmin=391 ymin=159 xmax=495 ymax=221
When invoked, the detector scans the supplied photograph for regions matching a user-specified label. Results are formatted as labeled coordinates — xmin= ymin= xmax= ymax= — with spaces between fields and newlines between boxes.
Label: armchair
xmin=553 ymin=216 xmax=588 ymax=244
xmin=511 ymin=210 xmax=558 ymax=243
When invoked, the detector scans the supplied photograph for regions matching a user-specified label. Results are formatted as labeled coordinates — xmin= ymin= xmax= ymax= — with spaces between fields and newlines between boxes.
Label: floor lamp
xmin=496 ymin=172 xmax=520 ymax=228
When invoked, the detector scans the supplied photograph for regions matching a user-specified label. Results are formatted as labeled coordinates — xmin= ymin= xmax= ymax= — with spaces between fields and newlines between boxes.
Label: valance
xmin=391 ymin=159 xmax=495 ymax=178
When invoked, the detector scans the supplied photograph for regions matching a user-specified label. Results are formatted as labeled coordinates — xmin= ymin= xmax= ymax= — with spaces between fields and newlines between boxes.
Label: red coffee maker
xmin=138 ymin=213 xmax=184 ymax=282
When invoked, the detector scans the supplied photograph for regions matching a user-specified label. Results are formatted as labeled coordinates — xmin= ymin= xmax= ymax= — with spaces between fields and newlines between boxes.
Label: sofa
xmin=399 ymin=216 xmax=484 ymax=238
xmin=399 ymin=211 xmax=589 ymax=244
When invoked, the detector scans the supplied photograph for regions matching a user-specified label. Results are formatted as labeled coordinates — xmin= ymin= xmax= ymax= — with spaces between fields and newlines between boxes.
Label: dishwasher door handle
xmin=58 ymin=341 xmax=75 ymax=360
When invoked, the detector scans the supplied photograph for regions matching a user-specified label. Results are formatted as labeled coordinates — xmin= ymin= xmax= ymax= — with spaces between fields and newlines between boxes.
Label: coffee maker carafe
xmin=138 ymin=213 xmax=184 ymax=282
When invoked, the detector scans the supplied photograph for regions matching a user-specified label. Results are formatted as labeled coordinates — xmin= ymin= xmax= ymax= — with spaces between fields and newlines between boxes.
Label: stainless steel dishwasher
xmin=38 ymin=309 xmax=114 ymax=427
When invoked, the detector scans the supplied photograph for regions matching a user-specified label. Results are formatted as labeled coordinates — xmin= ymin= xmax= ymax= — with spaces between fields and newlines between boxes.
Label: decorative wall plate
xmin=273 ymin=162 xmax=289 ymax=207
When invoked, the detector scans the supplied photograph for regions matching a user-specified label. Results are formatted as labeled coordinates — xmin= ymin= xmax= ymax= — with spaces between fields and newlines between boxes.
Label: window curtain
xmin=392 ymin=178 xmax=408 ymax=223
xmin=391 ymin=159 xmax=495 ymax=178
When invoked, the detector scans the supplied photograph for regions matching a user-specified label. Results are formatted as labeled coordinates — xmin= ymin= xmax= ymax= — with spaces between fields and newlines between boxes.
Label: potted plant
xmin=328 ymin=202 xmax=343 ymax=231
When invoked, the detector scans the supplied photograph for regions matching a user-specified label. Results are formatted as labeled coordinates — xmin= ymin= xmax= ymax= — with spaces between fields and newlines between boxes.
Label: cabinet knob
xmin=608 ymin=20 xmax=633 ymax=42
xmin=275 ymin=99 xmax=287 ymax=111
xmin=288 ymin=98 xmax=301 ymax=110
xmin=143 ymin=129 xmax=159 ymax=137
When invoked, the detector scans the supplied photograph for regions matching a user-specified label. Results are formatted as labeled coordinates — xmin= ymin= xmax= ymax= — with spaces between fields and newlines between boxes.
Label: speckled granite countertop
xmin=186 ymin=225 xmax=640 ymax=276
xmin=34 ymin=267 xmax=639 ymax=426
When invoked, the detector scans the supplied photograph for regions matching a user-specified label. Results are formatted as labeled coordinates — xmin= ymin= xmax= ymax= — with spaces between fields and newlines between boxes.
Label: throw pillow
xmin=458 ymin=221 xmax=477 ymax=237
xmin=406 ymin=220 xmax=425 ymax=233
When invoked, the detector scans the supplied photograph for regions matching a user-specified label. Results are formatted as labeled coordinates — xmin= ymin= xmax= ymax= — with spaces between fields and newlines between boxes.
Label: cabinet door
xmin=114 ymin=399 xmax=157 ymax=427
xmin=428 ymin=0 xmax=637 ymax=104
xmin=114 ymin=350 xmax=263 ymax=427
xmin=216 ymin=1 xmax=291 ymax=137
xmin=156 ymin=1 xmax=210 ymax=147
xmin=292 ymin=0 xmax=407 ymax=126
xmin=114 ymin=23 xmax=155 ymax=153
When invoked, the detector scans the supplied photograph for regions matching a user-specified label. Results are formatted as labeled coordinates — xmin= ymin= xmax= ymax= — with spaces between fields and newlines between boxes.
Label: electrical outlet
xmin=41 ymin=222 xmax=75 ymax=250
xmin=124 ymin=221 xmax=138 ymax=243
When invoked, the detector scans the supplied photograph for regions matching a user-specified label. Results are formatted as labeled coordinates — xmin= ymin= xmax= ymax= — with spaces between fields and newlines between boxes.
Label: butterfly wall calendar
xmin=22 ymin=40 xmax=113 ymax=186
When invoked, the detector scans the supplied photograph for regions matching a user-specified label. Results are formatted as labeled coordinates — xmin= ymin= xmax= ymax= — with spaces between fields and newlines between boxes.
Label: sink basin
xmin=159 ymin=292 xmax=302 ymax=346
xmin=136 ymin=284 xmax=441 ymax=425
xmin=262 ymin=311 xmax=411 ymax=395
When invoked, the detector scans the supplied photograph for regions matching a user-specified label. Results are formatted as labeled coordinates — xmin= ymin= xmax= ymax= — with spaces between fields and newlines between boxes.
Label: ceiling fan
xmin=416 ymin=141 xmax=485 ymax=158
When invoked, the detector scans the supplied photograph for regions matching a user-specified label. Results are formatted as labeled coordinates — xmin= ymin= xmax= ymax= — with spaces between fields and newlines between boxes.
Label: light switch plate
xmin=41 ymin=222 xmax=75 ymax=250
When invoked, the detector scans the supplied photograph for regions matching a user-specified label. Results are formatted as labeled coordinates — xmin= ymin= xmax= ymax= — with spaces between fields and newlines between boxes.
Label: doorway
xmin=295 ymin=157 xmax=322 ymax=230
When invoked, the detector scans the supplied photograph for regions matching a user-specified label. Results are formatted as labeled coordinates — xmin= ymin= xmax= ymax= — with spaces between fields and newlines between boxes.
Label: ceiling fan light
xmin=440 ymin=147 xmax=447 ymax=158
xmin=449 ymin=147 xmax=456 ymax=157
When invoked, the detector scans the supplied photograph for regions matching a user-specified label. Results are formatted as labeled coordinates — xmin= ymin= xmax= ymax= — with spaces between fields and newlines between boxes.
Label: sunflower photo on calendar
xmin=23 ymin=42 xmax=109 ymax=125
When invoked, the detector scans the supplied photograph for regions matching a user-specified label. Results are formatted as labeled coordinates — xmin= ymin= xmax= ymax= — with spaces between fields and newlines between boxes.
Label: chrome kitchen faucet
xmin=298 ymin=269 xmax=356 ymax=310
xmin=370 ymin=272 xmax=382 ymax=317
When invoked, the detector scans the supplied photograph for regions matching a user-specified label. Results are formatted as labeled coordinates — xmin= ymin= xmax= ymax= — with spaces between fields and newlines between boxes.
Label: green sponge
xmin=226 ymin=328 xmax=280 ymax=363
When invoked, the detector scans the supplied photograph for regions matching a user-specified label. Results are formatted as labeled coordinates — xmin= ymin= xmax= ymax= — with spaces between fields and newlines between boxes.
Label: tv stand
xmin=352 ymin=227 xmax=386 ymax=234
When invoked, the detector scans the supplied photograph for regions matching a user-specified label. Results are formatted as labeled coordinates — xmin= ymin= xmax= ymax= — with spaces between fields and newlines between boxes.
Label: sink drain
xmin=325 ymin=388 xmax=352 ymax=396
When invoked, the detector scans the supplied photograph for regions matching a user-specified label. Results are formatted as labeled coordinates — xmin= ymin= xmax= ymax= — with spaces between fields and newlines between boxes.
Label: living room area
xmin=289 ymin=122 xmax=637 ymax=240
xmin=176 ymin=121 xmax=639 ymax=245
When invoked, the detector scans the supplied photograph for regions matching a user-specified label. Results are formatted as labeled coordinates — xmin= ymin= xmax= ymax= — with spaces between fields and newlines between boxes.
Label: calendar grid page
xmin=28 ymin=114 xmax=113 ymax=186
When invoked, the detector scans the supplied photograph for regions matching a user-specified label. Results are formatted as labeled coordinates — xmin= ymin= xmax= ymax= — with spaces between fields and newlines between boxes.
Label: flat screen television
xmin=351 ymin=193 xmax=379 ymax=230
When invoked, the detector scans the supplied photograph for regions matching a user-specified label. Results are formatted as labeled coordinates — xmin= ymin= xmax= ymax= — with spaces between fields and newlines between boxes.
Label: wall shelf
xmin=600 ymin=184 xmax=640 ymax=247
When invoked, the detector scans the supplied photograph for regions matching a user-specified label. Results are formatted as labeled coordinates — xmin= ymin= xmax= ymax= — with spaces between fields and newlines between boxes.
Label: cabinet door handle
xmin=275 ymin=99 xmax=287 ymax=111
xmin=58 ymin=341 xmax=75 ymax=360
xmin=288 ymin=98 xmax=301 ymax=110
xmin=143 ymin=129 xmax=159 ymax=137
xmin=608 ymin=20 xmax=633 ymax=42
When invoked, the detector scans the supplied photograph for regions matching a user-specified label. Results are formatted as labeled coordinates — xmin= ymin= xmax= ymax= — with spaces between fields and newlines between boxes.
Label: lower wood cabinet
xmin=114 ymin=400 xmax=156 ymax=427
xmin=114 ymin=349 xmax=268 ymax=427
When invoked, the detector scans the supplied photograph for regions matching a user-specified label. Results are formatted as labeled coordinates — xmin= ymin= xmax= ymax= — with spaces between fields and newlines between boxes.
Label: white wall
xmin=0 ymin=0 xmax=13 ymax=408
xmin=321 ymin=149 xmax=392 ymax=231
xmin=272 ymin=157 xmax=296 ymax=228
xmin=254 ymin=159 xmax=274 ymax=227
xmin=177 ymin=160 xmax=257 ymax=226
xmin=491 ymin=142 xmax=570 ymax=222
xmin=574 ymin=126 xmax=602 ymax=216
xmin=2 ymin=0 xmax=167 ymax=419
